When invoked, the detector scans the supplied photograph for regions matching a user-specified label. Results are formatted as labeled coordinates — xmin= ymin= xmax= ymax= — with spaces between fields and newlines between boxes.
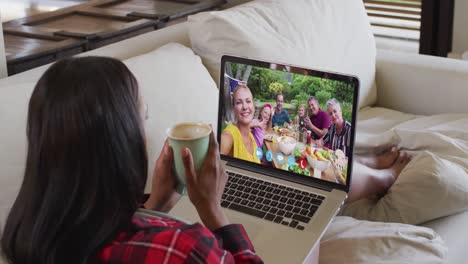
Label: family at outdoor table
xmin=220 ymin=85 xmax=352 ymax=160
xmin=269 ymin=93 xmax=352 ymax=157
xmin=221 ymin=84 xmax=412 ymax=203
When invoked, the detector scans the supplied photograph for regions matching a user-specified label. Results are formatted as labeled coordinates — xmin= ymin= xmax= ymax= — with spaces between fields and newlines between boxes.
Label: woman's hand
xmin=144 ymin=140 xmax=181 ymax=213
xmin=250 ymin=119 xmax=261 ymax=128
xmin=182 ymin=129 xmax=229 ymax=230
xmin=260 ymin=119 xmax=268 ymax=130
xmin=250 ymin=119 xmax=267 ymax=130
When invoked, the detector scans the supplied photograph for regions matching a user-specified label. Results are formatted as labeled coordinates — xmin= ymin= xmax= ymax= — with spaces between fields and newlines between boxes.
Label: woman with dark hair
xmin=0 ymin=57 xmax=263 ymax=264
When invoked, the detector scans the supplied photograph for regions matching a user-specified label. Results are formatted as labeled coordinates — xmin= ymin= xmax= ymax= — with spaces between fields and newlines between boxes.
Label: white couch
xmin=1 ymin=1 xmax=467 ymax=263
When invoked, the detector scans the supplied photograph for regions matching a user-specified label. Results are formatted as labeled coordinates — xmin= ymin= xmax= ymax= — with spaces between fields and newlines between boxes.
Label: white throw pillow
xmin=123 ymin=43 xmax=219 ymax=192
xmin=0 ymin=82 xmax=35 ymax=228
xmin=321 ymin=216 xmax=447 ymax=264
xmin=188 ymin=0 xmax=377 ymax=108
xmin=341 ymin=151 xmax=468 ymax=225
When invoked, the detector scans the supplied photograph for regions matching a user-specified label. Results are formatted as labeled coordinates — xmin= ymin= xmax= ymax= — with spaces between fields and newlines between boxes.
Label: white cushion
xmin=188 ymin=0 xmax=377 ymax=108
xmin=123 ymin=43 xmax=219 ymax=192
xmin=353 ymin=107 xmax=468 ymax=263
xmin=342 ymin=151 xmax=468 ymax=225
xmin=375 ymin=49 xmax=468 ymax=115
xmin=354 ymin=107 xmax=418 ymax=154
xmin=422 ymin=210 xmax=468 ymax=264
xmin=321 ymin=216 xmax=447 ymax=264
xmin=343 ymin=110 xmax=468 ymax=225
xmin=0 ymin=82 xmax=35 ymax=227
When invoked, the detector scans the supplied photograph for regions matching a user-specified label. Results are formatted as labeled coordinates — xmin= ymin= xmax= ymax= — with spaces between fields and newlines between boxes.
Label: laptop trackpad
xmin=170 ymin=196 xmax=262 ymax=238
xmin=224 ymin=209 xmax=264 ymax=238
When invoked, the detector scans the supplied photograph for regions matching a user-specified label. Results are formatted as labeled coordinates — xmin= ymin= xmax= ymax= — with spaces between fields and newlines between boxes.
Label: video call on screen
xmin=220 ymin=61 xmax=357 ymax=185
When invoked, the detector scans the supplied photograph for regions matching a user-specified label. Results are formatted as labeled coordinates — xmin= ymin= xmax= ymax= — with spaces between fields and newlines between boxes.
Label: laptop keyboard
xmin=221 ymin=171 xmax=325 ymax=231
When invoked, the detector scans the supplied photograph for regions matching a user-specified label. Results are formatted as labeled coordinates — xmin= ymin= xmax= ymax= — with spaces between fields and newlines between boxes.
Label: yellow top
xmin=224 ymin=124 xmax=260 ymax=164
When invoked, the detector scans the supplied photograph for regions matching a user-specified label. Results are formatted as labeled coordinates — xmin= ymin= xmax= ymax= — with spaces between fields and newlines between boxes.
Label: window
xmin=364 ymin=0 xmax=422 ymax=53
xmin=364 ymin=0 xmax=455 ymax=57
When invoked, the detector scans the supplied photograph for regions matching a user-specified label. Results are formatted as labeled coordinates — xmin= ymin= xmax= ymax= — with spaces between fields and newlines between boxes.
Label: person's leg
xmin=354 ymin=146 xmax=399 ymax=170
xmin=346 ymin=152 xmax=411 ymax=204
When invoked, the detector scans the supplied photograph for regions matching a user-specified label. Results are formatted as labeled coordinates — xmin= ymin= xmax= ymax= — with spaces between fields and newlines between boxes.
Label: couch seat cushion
xmin=321 ymin=216 xmax=447 ymax=264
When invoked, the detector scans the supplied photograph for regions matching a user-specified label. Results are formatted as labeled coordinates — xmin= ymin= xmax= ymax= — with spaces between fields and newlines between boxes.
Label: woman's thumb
xmin=164 ymin=143 xmax=173 ymax=161
xmin=182 ymin=147 xmax=196 ymax=185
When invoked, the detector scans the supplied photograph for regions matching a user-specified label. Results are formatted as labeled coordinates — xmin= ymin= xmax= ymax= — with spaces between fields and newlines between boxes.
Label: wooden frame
xmin=3 ymin=0 xmax=227 ymax=75
xmin=419 ymin=0 xmax=455 ymax=57
xmin=4 ymin=8 xmax=158 ymax=48
xmin=4 ymin=29 xmax=86 ymax=75
xmin=97 ymin=0 xmax=226 ymax=21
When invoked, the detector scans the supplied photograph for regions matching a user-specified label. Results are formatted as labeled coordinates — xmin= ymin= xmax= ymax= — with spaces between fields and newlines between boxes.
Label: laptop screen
xmin=218 ymin=56 xmax=359 ymax=189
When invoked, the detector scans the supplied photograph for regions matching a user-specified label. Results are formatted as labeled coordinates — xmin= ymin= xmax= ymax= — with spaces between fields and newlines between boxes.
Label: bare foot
xmin=356 ymin=146 xmax=399 ymax=170
xmin=387 ymin=152 xmax=412 ymax=181
xmin=375 ymin=152 xmax=411 ymax=197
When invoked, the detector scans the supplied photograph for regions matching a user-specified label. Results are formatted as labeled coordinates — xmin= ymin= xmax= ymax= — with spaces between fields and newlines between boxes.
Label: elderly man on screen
xmin=272 ymin=93 xmax=292 ymax=127
xmin=304 ymin=96 xmax=331 ymax=139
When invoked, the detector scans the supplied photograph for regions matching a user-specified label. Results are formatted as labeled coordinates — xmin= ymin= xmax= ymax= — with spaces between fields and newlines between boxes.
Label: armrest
xmin=375 ymin=49 xmax=468 ymax=115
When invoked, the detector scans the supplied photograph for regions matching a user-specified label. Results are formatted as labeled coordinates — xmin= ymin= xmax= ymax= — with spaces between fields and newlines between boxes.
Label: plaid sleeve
xmin=140 ymin=223 xmax=264 ymax=264
xmin=212 ymin=224 xmax=263 ymax=263
xmin=96 ymin=217 xmax=263 ymax=264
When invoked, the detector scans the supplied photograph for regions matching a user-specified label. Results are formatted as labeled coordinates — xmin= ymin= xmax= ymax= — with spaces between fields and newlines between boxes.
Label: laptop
xmin=170 ymin=55 xmax=359 ymax=263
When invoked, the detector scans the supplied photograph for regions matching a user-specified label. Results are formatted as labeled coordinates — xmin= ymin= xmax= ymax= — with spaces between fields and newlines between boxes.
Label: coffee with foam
xmin=168 ymin=123 xmax=211 ymax=140
xmin=166 ymin=123 xmax=212 ymax=194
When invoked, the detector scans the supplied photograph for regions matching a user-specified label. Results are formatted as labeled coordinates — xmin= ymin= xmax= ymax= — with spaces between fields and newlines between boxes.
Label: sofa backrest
xmin=188 ymin=0 xmax=377 ymax=109
xmin=0 ymin=82 xmax=34 ymax=229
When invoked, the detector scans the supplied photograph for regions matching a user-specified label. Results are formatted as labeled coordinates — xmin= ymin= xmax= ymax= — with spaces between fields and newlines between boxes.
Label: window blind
xmin=364 ymin=0 xmax=422 ymax=41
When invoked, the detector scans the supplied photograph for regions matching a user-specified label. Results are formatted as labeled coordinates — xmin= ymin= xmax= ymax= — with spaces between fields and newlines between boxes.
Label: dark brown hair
xmin=1 ymin=57 xmax=148 ymax=264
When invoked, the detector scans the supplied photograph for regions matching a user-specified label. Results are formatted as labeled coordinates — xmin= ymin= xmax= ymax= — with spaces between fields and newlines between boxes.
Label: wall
xmin=452 ymin=0 xmax=468 ymax=55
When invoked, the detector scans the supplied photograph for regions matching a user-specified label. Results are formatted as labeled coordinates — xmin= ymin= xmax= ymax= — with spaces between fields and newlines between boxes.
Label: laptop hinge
xmin=226 ymin=160 xmax=334 ymax=192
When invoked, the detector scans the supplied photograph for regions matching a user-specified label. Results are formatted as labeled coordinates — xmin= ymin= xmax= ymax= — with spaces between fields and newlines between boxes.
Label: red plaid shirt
xmin=96 ymin=213 xmax=263 ymax=263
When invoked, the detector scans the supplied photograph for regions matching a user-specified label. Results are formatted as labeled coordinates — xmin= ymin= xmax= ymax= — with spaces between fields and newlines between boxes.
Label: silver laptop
xmin=171 ymin=55 xmax=359 ymax=263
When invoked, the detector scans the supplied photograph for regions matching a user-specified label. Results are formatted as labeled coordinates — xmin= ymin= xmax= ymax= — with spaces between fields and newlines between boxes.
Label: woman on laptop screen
xmin=221 ymin=84 xmax=261 ymax=164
